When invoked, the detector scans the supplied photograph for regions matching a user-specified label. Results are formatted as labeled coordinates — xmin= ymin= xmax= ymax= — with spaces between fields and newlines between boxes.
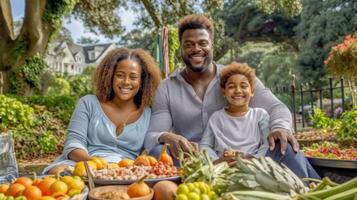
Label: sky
xmin=10 ymin=0 xmax=136 ymax=43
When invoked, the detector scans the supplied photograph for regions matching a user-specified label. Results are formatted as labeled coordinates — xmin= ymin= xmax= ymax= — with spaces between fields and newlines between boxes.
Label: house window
xmin=89 ymin=52 xmax=95 ymax=60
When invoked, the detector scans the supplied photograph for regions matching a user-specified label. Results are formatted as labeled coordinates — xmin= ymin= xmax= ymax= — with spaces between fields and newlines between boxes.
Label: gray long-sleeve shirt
xmin=144 ymin=63 xmax=293 ymax=152
xmin=200 ymin=108 xmax=270 ymax=160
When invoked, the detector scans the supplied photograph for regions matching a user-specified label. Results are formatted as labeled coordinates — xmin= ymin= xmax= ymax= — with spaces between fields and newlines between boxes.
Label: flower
xmin=324 ymin=34 xmax=357 ymax=79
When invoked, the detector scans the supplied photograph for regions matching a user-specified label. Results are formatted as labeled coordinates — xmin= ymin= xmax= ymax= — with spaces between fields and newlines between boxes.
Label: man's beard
xmin=182 ymin=53 xmax=213 ymax=73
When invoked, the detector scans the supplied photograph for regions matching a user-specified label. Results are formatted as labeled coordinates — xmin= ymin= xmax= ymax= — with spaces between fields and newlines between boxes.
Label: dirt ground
xmin=17 ymin=154 xmax=59 ymax=165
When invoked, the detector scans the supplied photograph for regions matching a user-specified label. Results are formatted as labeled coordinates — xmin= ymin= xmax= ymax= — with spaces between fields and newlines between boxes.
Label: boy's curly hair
xmin=220 ymin=62 xmax=256 ymax=92
xmin=94 ymin=48 xmax=161 ymax=108
xmin=178 ymin=14 xmax=214 ymax=42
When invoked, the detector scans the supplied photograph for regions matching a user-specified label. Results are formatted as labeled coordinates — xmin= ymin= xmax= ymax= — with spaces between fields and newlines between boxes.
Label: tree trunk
xmin=0 ymin=0 xmax=53 ymax=95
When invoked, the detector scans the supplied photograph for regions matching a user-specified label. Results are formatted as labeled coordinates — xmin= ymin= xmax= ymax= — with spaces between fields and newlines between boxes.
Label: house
xmin=46 ymin=42 xmax=117 ymax=75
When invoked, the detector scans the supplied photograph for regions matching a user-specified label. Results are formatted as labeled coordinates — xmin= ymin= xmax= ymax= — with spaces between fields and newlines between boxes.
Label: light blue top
xmin=43 ymin=94 xmax=151 ymax=174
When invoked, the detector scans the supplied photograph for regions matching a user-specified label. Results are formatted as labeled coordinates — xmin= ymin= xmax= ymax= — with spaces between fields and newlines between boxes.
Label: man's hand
xmin=159 ymin=132 xmax=196 ymax=158
xmin=268 ymin=128 xmax=299 ymax=155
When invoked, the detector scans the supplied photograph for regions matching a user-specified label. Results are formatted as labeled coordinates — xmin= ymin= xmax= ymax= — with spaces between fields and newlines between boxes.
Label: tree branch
xmin=140 ymin=0 xmax=162 ymax=28
xmin=236 ymin=9 xmax=249 ymax=42
xmin=21 ymin=0 xmax=49 ymax=56
xmin=0 ymin=0 xmax=15 ymax=41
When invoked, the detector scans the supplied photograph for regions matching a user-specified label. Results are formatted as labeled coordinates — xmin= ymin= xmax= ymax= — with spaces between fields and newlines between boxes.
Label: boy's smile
xmin=223 ymin=74 xmax=253 ymax=112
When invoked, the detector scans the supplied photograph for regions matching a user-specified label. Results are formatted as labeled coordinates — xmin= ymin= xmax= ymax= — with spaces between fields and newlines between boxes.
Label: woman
xmin=43 ymin=48 xmax=161 ymax=174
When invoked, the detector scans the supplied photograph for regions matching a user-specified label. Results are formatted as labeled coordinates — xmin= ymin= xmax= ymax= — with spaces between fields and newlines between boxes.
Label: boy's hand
xmin=213 ymin=155 xmax=236 ymax=167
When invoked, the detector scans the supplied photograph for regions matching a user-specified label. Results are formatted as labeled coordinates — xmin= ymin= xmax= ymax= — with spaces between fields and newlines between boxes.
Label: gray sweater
xmin=200 ymin=108 xmax=270 ymax=160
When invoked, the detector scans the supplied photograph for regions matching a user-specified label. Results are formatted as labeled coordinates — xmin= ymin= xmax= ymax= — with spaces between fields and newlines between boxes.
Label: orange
xmin=118 ymin=159 xmax=135 ymax=167
xmin=38 ymin=177 xmax=57 ymax=196
xmin=97 ymin=157 xmax=108 ymax=168
xmin=60 ymin=176 xmax=84 ymax=191
xmin=49 ymin=180 xmax=68 ymax=195
xmin=67 ymin=188 xmax=82 ymax=197
xmin=134 ymin=155 xmax=151 ymax=166
xmin=87 ymin=160 xmax=98 ymax=170
xmin=73 ymin=161 xmax=97 ymax=177
xmin=73 ymin=162 xmax=86 ymax=177
xmin=38 ymin=196 xmax=56 ymax=200
xmin=91 ymin=157 xmax=104 ymax=170
xmin=23 ymin=185 xmax=42 ymax=200
xmin=15 ymin=177 xmax=33 ymax=187
xmin=51 ymin=192 xmax=69 ymax=199
xmin=148 ymin=156 xmax=158 ymax=166
xmin=5 ymin=183 xmax=26 ymax=197
xmin=0 ymin=184 xmax=9 ymax=193
xmin=32 ymin=178 xmax=43 ymax=187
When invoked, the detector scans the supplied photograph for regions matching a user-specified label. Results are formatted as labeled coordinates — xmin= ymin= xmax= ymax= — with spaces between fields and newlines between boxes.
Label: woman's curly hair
xmin=220 ymin=62 xmax=256 ymax=93
xmin=94 ymin=48 xmax=161 ymax=108
xmin=178 ymin=14 xmax=214 ymax=42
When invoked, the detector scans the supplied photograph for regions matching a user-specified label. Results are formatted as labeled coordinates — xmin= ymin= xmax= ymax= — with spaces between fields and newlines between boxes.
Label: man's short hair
xmin=220 ymin=62 xmax=256 ymax=93
xmin=178 ymin=14 xmax=214 ymax=42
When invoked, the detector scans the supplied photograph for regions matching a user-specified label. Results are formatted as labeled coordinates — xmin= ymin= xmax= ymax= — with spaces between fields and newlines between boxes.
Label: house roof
xmin=82 ymin=43 xmax=113 ymax=63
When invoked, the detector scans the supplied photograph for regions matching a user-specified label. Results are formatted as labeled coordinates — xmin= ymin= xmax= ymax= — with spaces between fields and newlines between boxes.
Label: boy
xmin=200 ymin=62 xmax=269 ymax=161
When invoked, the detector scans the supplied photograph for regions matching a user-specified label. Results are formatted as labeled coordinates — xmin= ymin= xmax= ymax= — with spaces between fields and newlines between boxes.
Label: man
xmin=144 ymin=14 xmax=319 ymax=178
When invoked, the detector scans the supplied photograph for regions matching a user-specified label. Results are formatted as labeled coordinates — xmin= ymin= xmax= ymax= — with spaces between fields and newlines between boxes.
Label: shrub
xmin=67 ymin=75 xmax=93 ymax=97
xmin=310 ymin=108 xmax=339 ymax=129
xmin=336 ymin=107 xmax=357 ymax=140
xmin=0 ymin=95 xmax=34 ymax=128
xmin=47 ymin=77 xmax=71 ymax=96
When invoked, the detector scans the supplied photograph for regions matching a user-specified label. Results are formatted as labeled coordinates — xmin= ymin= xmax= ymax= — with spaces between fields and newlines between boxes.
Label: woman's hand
xmin=68 ymin=148 xmax=91 ymax=162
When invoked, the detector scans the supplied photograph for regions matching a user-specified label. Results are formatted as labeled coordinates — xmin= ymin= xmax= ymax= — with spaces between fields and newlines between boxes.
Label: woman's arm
xmin=63 ymin=96 xmax=91 ymax=160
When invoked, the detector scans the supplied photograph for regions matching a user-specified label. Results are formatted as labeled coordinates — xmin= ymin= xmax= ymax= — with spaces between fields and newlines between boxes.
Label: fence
xmin=270 ymin=78 xmax=355 ymax=132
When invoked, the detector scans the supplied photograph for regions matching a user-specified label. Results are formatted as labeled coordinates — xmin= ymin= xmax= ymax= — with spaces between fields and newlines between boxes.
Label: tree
xmin=0 ymin=0 xmax=125 ymax=94
xmin=222 ymin=0 xmax=298 ymax=47
xmin=253 ymin=0 xmax=302 ymax=18
xmin=77 ymin=36 xmax=100 ymax=45
xmin=325 ymin=34 xmax=357 ymax=106
xmin=295 ymin=0 xmax=357 ymax=87
xmin=53 ymin=26 xmax=74 ymax=44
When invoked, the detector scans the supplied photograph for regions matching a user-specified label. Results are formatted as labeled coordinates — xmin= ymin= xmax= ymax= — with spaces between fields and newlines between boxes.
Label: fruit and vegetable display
xmin=304 ymin=141 xmax=357 ymax=160
xmin=73 ymin=144 xmax=179 ymax=182
xmin=175 ymin=150 xmax=357 ymax=200
xmin=0 ymin=175 xmax=86 ymax=200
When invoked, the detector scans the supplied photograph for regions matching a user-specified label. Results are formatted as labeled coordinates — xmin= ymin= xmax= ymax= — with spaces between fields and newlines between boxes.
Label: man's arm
xmin=250 ymin=78 xmax=299 ymax=153
xmin=144 ymin=83 xmax=173 ymax=152
xmin=144 ymin=82 xmax=196 ymax=157
xmin=250 ymin=78 xmax=293 ymax=132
